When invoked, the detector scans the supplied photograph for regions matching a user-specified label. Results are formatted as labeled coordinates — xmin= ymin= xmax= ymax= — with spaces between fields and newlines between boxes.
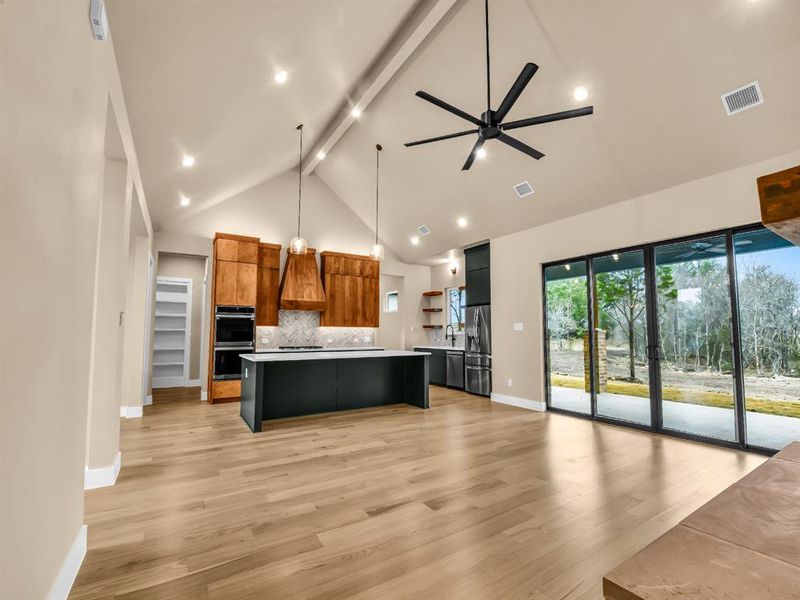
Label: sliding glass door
xmin=543 ymin=224 xmax=799 ymax=454
xmin=732 ymin=228 xmax=800 ymax=451
xmin=592 ymin=250 xmax=653 ymax=426
xmin=544 ymin=260 xmax=591 ymax=415
xmin=653 ymin=235 xmax=737 ymax=442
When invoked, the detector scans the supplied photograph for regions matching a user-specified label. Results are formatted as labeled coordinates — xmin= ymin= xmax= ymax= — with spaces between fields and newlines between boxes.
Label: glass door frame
xmin=542 ymin=222 xmax=775 ymax=455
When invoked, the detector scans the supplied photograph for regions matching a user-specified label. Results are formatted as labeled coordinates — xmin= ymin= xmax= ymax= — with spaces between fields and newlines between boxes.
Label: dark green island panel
xmin=240 ymin=351 xmax=429 ymax=433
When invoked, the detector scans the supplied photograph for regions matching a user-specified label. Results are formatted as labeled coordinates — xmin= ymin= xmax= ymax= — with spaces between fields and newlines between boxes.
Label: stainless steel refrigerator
xmin=465 ymin=305 xmax=491 ymax=396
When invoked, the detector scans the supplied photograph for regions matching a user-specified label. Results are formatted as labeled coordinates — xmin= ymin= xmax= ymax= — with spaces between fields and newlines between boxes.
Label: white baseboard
xmin=119 ymin=405 xmax=143 ymax=418
xmin=187 ymin=378 xmax=201 ymax=387
xmin=200 ymin=390 xmax=208 ymax=401
xmin=47 ymin=524 xmax=87 ymax=600
xmin=491 ymin=393 xmax=546 ymax=412
xmin=143 ymin=394 xmax=153 ymax=406
xmin=84 ymin=451 xmax=121 ymax=490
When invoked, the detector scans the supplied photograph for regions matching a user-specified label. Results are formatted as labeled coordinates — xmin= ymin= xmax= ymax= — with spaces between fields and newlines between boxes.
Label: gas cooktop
xmin=278 ymin=345 xmax=324 ymax=350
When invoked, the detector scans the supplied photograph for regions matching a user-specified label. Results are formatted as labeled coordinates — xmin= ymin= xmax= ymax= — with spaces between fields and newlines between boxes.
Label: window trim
xmin=384 ymin=290 xmax=399 ymax=313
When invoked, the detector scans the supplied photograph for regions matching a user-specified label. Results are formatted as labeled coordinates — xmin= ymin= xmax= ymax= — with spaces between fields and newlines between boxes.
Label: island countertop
xmin=240 ymin=349 xmax=430 ymax=432
xmin=240 ymin=350 xmax=428 ymax=362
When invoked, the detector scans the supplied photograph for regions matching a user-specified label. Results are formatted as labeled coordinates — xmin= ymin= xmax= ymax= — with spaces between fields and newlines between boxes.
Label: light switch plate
xmin=513 ymin=322 xmax=524 ymax=331
xmin=507 ymin=378 xmax=512 ymax=387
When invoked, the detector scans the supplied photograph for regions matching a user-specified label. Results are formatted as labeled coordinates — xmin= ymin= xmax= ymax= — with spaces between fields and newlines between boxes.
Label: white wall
xmin=490 ymin=151 xmax=800 ymax=406
xmin=0 ymin=2 xmax=152 ymax=597
xmin=378 ymin=274 xmax=405 ymax=349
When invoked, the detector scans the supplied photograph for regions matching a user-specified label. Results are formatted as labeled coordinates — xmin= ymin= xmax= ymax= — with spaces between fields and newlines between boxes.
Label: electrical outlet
xmin=364 ymin=336 xmax=371 ymax=343
xmin=508 ymin=378 xmax=512 ymax=387
xmin=353 ymin=337 xmax=360 ymax=342
xmin=327 ymin=337 xmax=333 ymax=344
xmin=513 ymin=322 xmax=524 ymax=331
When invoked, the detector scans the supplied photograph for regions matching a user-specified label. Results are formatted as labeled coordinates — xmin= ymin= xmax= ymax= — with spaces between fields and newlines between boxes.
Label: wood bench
xmin=603 ymin=442 xmax=800 ymax=600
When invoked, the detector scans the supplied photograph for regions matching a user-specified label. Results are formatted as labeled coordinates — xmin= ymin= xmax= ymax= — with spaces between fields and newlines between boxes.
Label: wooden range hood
xmin=279 ymin=248 xmax=327 ymax=311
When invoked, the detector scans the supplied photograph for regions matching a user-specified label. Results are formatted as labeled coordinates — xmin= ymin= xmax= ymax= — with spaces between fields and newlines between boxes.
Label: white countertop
xmin=256 ymin=346 xmax=383 ymax=353
xmin=413 ymin=346 xmax=465 ymax=352
xmin=241 ymin=349 xmax=429 ymax=362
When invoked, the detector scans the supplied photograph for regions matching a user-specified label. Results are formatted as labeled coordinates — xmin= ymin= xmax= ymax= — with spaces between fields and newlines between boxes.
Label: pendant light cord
xmin=296 ymin=124 xmax=303 ymax=238
xmin=485 ymin=0 xmax=490 ymax=113
xmin=375 ymin=144 xmax=382 ymax=245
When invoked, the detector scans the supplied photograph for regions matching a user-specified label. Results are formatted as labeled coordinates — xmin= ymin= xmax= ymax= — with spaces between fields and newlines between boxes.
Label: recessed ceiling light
xmin=565 ymin=263 xmax=571 ymax=271
xmin=316 ymin=150 xmax=326 ymax=160
xmin=573 ymin=86 xmax=589 ymax=101
xmin=612 ymin=253 xmax=619 ymax=261
xmin=410 ymin=236 xmax=419 ymax=246
xmin=274 ymin=70 xmax=288 ymax=84
xmin=181 ymin=155 xmax=195 ymax=168
xmin=457 ymin=217 xmax=468 ymax=227
xmin=179 ymin=195 xmax=191 ymax=207
xmin=350 ymin=107 xmax=362 ymax=118
xmin=476 ymin=148 xmax=487 ymax=160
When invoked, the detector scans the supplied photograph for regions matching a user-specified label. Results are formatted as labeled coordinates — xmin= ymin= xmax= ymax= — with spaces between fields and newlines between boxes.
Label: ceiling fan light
xmin=369 ymin=243 xmax=384 ymax=261
xmin=289 ymin=236 xmax=308 ymax=255
xmin=476 ymin=148 xmax=487 ymax=159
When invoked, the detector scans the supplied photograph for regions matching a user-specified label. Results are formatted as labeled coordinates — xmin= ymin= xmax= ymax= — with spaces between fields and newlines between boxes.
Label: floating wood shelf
xmin=422 ymin=290 xmax=443 ymax=297
xmin=422 ymin=325 xmax=442 ymax=329
xmin=422 ymin=308 xmax=442 ymax=313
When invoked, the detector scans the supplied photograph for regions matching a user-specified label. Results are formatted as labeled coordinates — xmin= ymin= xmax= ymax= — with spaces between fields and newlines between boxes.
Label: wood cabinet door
xmin=343 ymin=275 xmax=363 ymax=327
xmin=216 ymin=238 xmax=239 ymax=262
xmin=215 ymin=260 xmax=238 ymax=305
xmin=235 ymin=262 xmax=257 ymax=306
xmin=256 ymin=267 xmax=279 ymax=326
xmin=343 ymin=258 xmax=362 ymax=277
xmin=362 ymin=276 xmax=379 ymax=327
xmin=237 ymin=241 xmax=259 ymax=264
xmin=362 ymin=259 xmax=379 ymax=279
xmin=323 ymin=273 xmax=345 ymax=326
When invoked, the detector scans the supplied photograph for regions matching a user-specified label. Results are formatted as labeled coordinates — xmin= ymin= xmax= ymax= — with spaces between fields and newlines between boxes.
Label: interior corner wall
xmin=0 ymin=2 xmax=152 ymax=597
xmin=120 ymin=235 xmax=152 ymax=410
xmin=490 ymin=151 xmax=800 ymax=406
xmin=86 ymin=156 xmax=129 ymax=470
xmin=377 ymin=274 xmax=405 ymax=349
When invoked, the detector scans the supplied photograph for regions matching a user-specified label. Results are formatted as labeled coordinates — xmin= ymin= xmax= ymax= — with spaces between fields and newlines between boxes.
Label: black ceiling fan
xmin=405 ymin=0 xmax=594 ymax=170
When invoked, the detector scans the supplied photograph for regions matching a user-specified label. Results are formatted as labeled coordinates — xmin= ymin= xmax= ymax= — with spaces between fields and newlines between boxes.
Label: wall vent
xmin=514 ymin=181 xmax=534 ymax=198
xmin=417 ymin=225 xmax=431 ymax=236
xmin=721 ymin=81 xmax=763 ymax=116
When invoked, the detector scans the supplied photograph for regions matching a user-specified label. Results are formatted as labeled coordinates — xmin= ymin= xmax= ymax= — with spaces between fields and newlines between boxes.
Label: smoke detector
xmin=417 ymin=225 xmax=431 ymax=236
xmin=721 ymin=81 xmax=763 ymax=116
xmin=89 ymin=0 xmax=109 ymax=41
xmin=514 ymin=181 xmax=534 ymax=198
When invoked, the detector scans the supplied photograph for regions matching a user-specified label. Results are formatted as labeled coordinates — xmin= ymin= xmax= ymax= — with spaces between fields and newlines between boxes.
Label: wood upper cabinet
xmin=256 ymin=243 xmax=281 ymax=326
xmin=214 ymin=234 xmax=259 ymax=263
xmin=320 ymin=252 xmax=380 ymax=327
xmin=214 ymin=260 xmax=238 ymax=305
xmin=237 ymin=241 xmax=259 ymax=264
xmin=235 ymin=262 xmax=257 ymax=306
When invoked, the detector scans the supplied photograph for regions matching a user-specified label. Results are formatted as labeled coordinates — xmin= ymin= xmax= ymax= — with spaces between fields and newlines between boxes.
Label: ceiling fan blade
xmin=494 ymin=62 xmax=539 ymax=123
xmin=708 ymin=248 xmax=726 ymax=254
xmin=416 ymin=91 xmax=486 ymax=127
xmin=674 ymin=251 xmax=696 ymax=260
xmin=497 ymin=132 xmax=544 ymax=160
xmin=501 ymin=106 xmax=594 ymax=131
xmin=462 ymin=137 xmax=486 ymax=171
xmin=405 ymin=129 xmax=479 ymax=147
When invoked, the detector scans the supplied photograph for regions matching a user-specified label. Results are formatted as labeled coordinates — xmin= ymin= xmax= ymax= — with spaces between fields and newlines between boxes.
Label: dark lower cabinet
xmin=417 ymin=348 xmax=446 ymax=386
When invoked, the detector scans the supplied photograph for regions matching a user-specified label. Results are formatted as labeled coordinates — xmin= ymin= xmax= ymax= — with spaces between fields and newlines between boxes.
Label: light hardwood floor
xmin=71 ymin=387 xmax=765 ymax=600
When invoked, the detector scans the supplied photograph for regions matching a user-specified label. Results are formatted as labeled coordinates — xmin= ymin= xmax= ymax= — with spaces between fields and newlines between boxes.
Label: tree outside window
xmin=447 ymin=287 xmax=465 ymax=331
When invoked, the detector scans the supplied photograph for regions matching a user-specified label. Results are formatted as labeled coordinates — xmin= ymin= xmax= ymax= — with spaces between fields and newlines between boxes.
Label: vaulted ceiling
xmin=108 ymin=0 xmax=800 ymax=264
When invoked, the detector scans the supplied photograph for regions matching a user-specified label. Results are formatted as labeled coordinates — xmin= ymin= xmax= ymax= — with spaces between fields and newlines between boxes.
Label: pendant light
xmin=289 ymin=124 xmax=308 ymax=255
xmin=369 ymin=144 xmax=384 ymax=261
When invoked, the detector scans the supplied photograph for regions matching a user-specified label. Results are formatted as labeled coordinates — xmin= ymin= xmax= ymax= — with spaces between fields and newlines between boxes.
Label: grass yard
xmin=551 ymin=375 xmax=800 ymax=418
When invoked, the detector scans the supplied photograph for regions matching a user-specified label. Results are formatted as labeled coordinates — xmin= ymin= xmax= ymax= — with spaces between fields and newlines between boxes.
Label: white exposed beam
xmin=302 ymin=0 xmax=457 ymax=175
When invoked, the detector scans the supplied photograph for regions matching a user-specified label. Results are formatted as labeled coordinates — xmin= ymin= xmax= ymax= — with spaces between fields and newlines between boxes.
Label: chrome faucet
xmin=445 ymin=324 xmax=455 ymax=347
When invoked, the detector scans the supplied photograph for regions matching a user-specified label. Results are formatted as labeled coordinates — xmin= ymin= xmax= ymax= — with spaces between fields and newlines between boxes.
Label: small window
xmin=447 ymin=287 xmax=465 ymax=331
xmin=385 ymin=290 xmax=399 ymax=313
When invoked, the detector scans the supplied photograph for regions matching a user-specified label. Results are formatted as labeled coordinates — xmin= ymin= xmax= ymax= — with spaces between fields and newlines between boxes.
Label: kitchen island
xmin=239 ymin=350 xmax=430 ymax=432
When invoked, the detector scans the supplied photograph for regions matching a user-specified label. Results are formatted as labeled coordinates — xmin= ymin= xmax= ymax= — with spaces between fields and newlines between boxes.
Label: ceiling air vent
xmin=417 ymin=225 xmax=431 ymax=236
xmin=514 ymin=181 xmax=534 ymax=198
xmin=721 ymin=81 xmax=763 ymax=116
